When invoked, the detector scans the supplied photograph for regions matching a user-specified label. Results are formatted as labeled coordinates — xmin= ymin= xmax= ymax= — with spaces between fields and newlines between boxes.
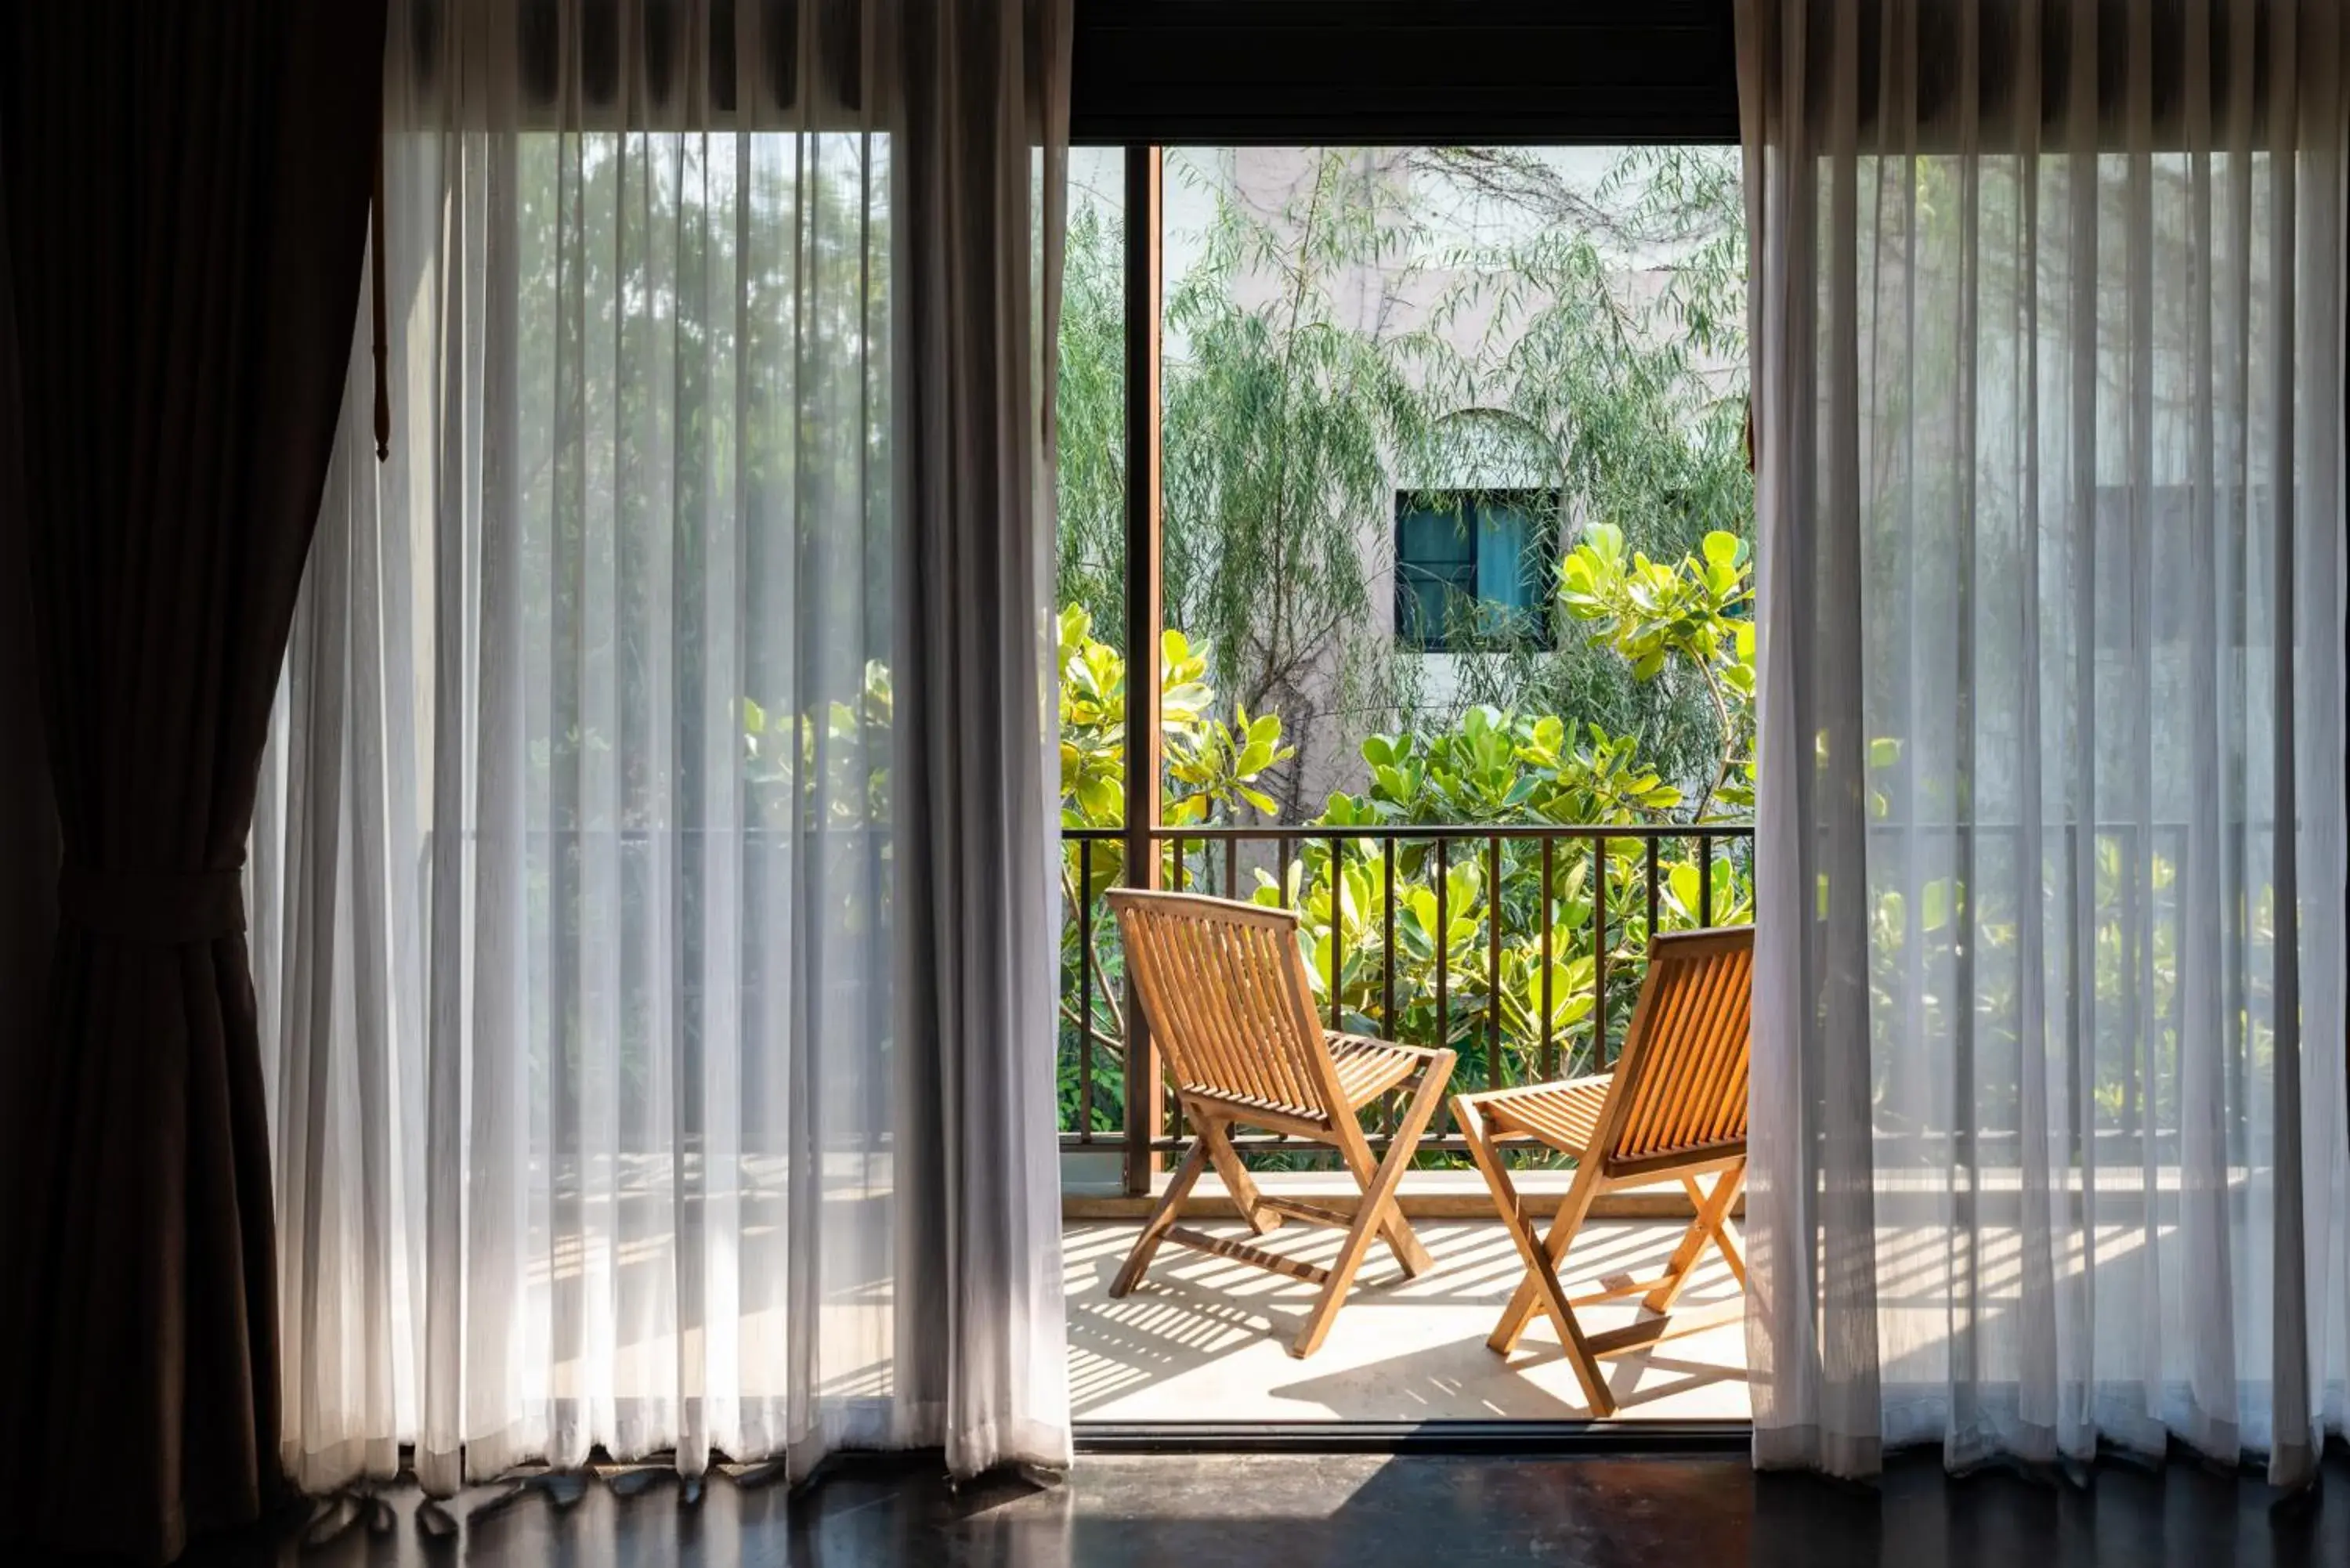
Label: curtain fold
xmin=0 ymin=4 xmax=386 ymax=1562
xmin=1739 ymin=0 xmax=2349 ymax=1488
xmin=890 ymin=0 xmax=1075 ymax=1479
xmin=255 ymin=0 xmax=1072 ymax=1496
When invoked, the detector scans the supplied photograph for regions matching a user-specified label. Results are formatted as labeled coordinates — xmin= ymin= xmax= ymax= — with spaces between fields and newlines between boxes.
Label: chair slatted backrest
xmin=1107 ymin=890 xmax=1336 ymax=1124
xmin=1602 ymin=927 xmax=1752 ymax=1168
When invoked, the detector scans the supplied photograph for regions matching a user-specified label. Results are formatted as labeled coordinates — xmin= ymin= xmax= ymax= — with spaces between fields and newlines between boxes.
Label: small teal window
xmin=1395 ymin=490 xmax=1557 ymax=652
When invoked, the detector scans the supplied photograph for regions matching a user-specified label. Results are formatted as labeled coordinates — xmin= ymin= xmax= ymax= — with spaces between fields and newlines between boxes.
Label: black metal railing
xmin=1056 ymin=821 xmax=1757 ymax=1165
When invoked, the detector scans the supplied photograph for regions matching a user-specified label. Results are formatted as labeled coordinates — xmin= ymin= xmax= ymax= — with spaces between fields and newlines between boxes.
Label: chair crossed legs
xmin=1452 ymin=927 xmax=1753 ymax=1416
xmin=1104 ymin=889 xmax=1456 ymax=1358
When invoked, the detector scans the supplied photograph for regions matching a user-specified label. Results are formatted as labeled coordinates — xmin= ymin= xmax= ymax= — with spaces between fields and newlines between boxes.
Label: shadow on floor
xmin=1065 ymin=1218 xmax=1750 ymax=1422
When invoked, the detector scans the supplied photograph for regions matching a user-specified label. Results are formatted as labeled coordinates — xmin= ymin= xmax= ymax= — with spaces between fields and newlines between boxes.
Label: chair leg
xmin=1330 ymin=1056 xmax=1453 ymax=1278
xmin=1197 ymin=1113 xmax=1282 ymax=1236
xmin=1485 ymin=1149 xmax=1610 ymax=1360
xmin=1641 ymin=1162 xmax=1747 ymax=1315
xmin=1696 ymin=1166 xmax=1748 ymax=1288
xmin=1455 ymin=1097 xmax=1614 ymax=1416
xmin=1291 ymin=1057 xmax=1451 ymax=1359
xmin=1108 ymin=1136 xmax=1211 ymax=1298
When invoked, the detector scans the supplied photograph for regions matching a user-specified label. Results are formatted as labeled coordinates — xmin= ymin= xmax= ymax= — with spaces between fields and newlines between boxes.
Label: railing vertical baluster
xmin=1278 ymin=835 xmax=1292 ymax=909
xmin=1592 ymin=833 xmax=1608 ymax=1068
xmin=1316 ymin=841 xmax=1335 ymax=1034
xmin=1434 ymin=836 xmax=1449 ymax=1056
xmin=1487 ymin=835 xmax=1503 ymax=1090
xmin=1078 ymin=837 xmax=1094 ymax=1142
xmin=1167 ymin=833 xmax=1183 ymax=1152
xmin=1645 ymin=835 xmax=1660 ymax=943
xmin=1540 ymin=833 xmax=1556 ymax=1079
xmin=1166 ymin=833 xmax=1181 ymax=1158
xmin=1329 ymin=836 xmax=1345 ymax=1032
xmin=1698 ymin=832 xmax=1714 ymax=927
xmin=1382 ymin=835 xmax=1397 ymax=1038
xmin=1059 ymin=820 xmax=1755 ymax=1154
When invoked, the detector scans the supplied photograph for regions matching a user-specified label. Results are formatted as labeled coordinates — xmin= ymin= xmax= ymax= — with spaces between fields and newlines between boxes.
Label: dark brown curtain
xmin=0 ymin=3 xmax=385 ymax=1561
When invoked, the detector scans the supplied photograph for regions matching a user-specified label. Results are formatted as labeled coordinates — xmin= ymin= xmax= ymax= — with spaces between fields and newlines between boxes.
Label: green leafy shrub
xmin=1055 ymin=533 xmax=1759 ymax=1153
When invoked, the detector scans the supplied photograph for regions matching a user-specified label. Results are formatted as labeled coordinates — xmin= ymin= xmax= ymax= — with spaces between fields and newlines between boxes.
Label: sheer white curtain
xmin=1739 ymin=0 xmax=2349 ymax=1487
xmin=253 ymin=0 xmax=1072 ymax=1496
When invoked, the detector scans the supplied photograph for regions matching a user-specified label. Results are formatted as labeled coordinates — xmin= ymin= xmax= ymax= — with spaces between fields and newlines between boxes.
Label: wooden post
xmin=1121 ymin=145 xmax=1166 ymax=1196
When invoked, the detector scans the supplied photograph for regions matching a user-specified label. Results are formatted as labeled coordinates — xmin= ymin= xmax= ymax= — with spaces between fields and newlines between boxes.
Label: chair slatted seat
xmin=1104 ymin=889 xmax=1456 ymax=1358
xmin=1452 ymin=926 xmax=1752 ymax=1416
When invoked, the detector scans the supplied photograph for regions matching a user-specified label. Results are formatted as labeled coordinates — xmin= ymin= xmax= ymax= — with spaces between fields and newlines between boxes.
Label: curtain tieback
xmin=58 ymin=863 xmax=247 ymax=943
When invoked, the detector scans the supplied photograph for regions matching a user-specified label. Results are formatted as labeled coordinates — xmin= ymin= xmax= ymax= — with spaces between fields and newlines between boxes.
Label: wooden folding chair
xmin=1452 ymin=925 xmax=1751 ymax=1416
xmin=1104 ymin=888 xmax=1457 ymax=1358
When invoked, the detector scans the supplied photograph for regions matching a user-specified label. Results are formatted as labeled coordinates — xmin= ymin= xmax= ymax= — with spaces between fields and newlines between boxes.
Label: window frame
xmin=1078 ymin=14 xmax=1743 ymax=1192
xmin=1394 ymin=486 xmax=1563 ymax=656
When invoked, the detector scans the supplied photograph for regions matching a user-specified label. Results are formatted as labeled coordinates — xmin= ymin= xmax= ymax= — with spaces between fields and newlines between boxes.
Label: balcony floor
xmin=1064 ymin=1216 xmax=1750 ymax=1424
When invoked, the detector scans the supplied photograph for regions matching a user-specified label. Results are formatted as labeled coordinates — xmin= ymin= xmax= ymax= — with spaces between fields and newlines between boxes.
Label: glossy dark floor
xmin=119 ymin=1447 xmax=2350 ymax=1566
